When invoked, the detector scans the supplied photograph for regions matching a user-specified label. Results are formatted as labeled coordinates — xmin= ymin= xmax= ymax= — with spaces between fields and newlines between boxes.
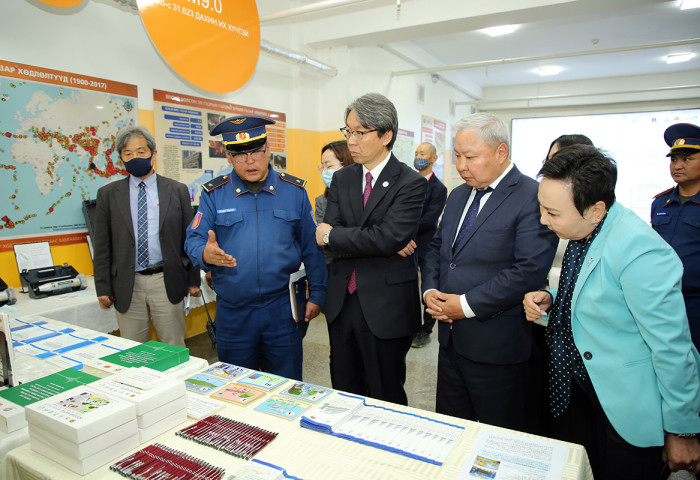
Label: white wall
xmin=3 ymin=0 xmax=471 ymax=136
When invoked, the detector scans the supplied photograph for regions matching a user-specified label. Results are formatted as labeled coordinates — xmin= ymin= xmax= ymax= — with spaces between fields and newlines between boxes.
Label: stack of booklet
xmin=98 ymin=340 xmax=189 ymax=371
xmin=25 ymin=385 xmax=139 ymax=474
xmin=0 ymin=368 xmax=99 ymax=433
xmin=91 ymin=366 xmax=188 ymax=443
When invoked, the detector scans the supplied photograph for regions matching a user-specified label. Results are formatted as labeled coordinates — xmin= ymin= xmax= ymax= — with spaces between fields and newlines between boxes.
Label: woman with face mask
xmin=315 ymin=140 xmax=353 ymax=264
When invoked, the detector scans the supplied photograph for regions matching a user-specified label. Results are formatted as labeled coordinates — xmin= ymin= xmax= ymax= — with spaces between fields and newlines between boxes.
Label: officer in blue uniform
xmin=651 ymin=122 xmax=700 ymax=352
xmin=185 ymin=115 xmax=327 ymax=380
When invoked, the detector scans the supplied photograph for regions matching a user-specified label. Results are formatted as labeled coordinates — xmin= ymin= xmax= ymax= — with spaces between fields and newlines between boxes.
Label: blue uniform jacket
xmin=651 ymin=186 xmax=700 ymax=294
xmin=185 ymin=167 xmax=327 ymax=308
xmin=547 ymin=202 xmax=700 ymax=446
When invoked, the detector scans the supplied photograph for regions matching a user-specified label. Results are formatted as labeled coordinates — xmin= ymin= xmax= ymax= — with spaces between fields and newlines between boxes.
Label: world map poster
xmin=0 ymin=60 xmax=138 ymax=250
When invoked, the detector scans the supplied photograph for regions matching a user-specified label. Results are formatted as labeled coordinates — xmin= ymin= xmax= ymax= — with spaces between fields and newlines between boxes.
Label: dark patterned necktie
xmin=348 ymin=172 xmax=373 ymax=294
xmin=137 ymin=181 xmax=149 ymax=268
xmin=453 ymin=187 xmax=492 ymax=252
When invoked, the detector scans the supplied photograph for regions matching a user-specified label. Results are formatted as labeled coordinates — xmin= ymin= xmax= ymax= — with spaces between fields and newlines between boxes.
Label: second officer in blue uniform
xmin=185 ymin=115 xmax=327 ymax=380
xmin=651 ymin=122 xmax=700 ymax=352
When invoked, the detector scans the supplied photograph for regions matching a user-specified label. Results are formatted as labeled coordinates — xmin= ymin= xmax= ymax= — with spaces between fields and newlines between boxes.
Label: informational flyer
xmin=393 ymin=128 xmax=416 ymax=168
xmin=421 ymin=115 xmax=447 ymax=184
xmin=153 ymin=89 xmax=287 ymax=205
xmin=457 ymin=428 xmax=568 ymax=480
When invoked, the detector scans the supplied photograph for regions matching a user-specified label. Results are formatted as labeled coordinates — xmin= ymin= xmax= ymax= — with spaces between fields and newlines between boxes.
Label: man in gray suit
xmin=93 ymin=126 xmax=201 ymax=347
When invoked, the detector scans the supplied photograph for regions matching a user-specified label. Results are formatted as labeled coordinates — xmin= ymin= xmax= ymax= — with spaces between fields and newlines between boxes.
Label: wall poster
xmin=0 ymin=59 xmax=138 ymax=251
xmin=393 ymin=128 xmax=415 ymax=168
xmin=420 ymin=115 xmax=446 ymax=185
xmin=153 ymin=90 xmax=287 ymax=206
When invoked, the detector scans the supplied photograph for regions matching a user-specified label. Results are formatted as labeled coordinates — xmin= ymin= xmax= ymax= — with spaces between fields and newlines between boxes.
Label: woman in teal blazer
xmin=524 ymin=145 xmax=700 ymax=479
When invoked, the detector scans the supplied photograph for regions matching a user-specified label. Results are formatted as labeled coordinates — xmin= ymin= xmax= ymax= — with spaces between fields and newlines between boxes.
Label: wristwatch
xmin=322 ymin=230 xmax=330 ymax=245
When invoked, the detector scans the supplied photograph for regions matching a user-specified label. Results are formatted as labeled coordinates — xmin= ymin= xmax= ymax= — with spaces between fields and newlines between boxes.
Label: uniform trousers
xmin=115 ymin=271 xmax=186 ymax=347
xmin=215 ymin=292 xmax=303 ymax=380
xmin=327 ymin=290 xmax=412 ymax=405
xmin=436 ymin=336 xmax=529 ymax=431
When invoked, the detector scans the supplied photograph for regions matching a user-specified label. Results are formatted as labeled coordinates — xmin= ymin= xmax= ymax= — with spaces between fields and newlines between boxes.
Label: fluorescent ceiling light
xmin=680 ymin=0 xmax=700 ymax=10
xmin=481 ymin=24 xmax=518 ymax=37
xmin=666 ymin=52 xmax=694 ymax=64
xmin=536 ymin=65 xmax=564 ymax=76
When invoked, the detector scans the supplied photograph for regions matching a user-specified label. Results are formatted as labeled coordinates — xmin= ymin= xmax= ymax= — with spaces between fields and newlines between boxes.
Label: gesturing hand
xmin=202 ymin=230 xmax=236 ymax=267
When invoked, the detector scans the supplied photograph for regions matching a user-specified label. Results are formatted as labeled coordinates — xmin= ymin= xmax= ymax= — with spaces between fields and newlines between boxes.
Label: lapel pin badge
xmin=587 ymin=258 xmax=594 ymax=266
xmin=382 ymin=181 xmax=389 ymax=187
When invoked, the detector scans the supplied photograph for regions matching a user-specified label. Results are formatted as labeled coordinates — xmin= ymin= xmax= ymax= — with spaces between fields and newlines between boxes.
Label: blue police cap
xmin=664 ymin=123 xmax=700 ymax=157
xmin=210 ymin=115 xmax=276 ymax=154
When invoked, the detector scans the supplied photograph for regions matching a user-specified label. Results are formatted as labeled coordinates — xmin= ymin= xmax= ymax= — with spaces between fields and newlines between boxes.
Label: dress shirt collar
xmin=129 ymin=172 xmax=157 ymax=189
xmin=483 ymin=162 xmax=513 ymax=192
xmin=362 ymin=151 xmax=392 ymax=185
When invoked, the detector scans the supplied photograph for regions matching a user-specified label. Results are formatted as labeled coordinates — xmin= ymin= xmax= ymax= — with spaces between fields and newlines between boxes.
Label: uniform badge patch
xmin=191 ymin=211 xmax=203 ymax=229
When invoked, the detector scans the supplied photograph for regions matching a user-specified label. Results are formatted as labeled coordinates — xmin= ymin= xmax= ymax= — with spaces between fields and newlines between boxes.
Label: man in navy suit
xmin=422 ymin=113 xmax=557 ymax=430
xmin=316 ymin=93 xmax=426 ymax=405
xmin=412 ymin=142 xmax=447 ymax=348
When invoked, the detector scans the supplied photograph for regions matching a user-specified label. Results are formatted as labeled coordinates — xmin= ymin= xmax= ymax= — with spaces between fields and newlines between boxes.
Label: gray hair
xmin=453 ymin=113 xmax=510 ymax=153
xmin=115 ymin=125 xmax=156 ymax=156
xmin=344 ymin=93 xmax=398 ymax=149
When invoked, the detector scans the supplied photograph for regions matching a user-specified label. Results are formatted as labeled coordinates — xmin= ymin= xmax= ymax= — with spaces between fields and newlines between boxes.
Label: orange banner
xmin=0 ymin=233 xmax=87 ymax=253
xmin=0 ymin=60 xmax=137 ymax=97
xmin=139 ymin=1 xmax=260 ymax=93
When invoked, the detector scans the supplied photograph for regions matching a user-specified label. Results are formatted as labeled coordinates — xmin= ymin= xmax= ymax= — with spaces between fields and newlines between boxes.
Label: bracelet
xmin=669 ymin=433 xmax=698 ymax=439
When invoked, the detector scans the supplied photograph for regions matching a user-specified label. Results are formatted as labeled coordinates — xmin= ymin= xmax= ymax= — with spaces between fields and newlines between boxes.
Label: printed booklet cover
xmin=210 ymin=383 xmax=266 ymax=406
xmin=185 ymin=373 xmax=227 ymax=395
xmin=236 ymin=371 xmax=287 ymax=390
xmin=278 ymin=381 xmax=332 ymax=403
xmin=254 ymin=395 xmax=312 ymax=420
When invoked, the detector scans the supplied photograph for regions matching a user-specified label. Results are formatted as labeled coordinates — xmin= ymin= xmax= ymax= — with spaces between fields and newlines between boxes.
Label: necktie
xmin=453 ymin=187 xmax=492 ymax=252
xmin=137 ymin=181 xmax=149 ymax=268
xmin=347 ymin=172 xmax=373 ymax=294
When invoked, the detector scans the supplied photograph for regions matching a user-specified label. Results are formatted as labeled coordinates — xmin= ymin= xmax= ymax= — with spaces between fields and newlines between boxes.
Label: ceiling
xmin=258 ymin=0 xmax=700 ymax=99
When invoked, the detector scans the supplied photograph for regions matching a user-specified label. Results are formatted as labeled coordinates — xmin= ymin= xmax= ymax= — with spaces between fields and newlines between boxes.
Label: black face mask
xmin=123 ymin=155 xmax=153 ymax=178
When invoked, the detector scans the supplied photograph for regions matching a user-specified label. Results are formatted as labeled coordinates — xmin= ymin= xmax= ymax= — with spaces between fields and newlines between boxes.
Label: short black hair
xmin=539 ymin=144 xmax=617 ymax=216
xmin=546 ymin=134 xmax=593 ymax=160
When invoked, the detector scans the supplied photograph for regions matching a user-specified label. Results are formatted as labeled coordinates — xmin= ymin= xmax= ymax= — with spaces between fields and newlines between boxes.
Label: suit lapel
xmin=360 ymin=155 xmax=401 ymax=225
xmin=444 ymin=185 xmax=470 ymax=250
xmin=346 ymin=164 xmax=364 ymax=225
xmin=115 ymin=177 xmax=135 ymax=241
xmin=452 ymin=166 xmax=521 ymax=257
xmin=157 ymin=176 xmax=170 ymax=231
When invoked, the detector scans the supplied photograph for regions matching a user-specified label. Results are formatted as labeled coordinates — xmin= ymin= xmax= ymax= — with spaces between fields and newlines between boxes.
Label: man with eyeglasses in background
xmin=315 ymin=93 xmax=426 ymax=405
xmin=186 ymin=115 xmax=327 ymax=380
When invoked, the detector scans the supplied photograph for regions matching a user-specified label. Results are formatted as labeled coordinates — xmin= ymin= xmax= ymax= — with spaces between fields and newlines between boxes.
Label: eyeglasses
xmin=229 ymin=147 xmax=266 ymax=164
xmin=339 ymin=127 xmax=378 ymax=141
xmin=317 ymin=163 xmax=343 ymax=173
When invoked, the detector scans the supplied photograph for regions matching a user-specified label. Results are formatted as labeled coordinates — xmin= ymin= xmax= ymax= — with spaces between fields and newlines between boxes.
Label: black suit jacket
xmin=416 ymin=173 xmax=447 ymax=261
xmin=93 ymin=175 xmax=200 ymax=313
xmin=422 ymin=165 xmax=557 ymax=364
xmin=323 ymin=155 xmax=427 ymax=339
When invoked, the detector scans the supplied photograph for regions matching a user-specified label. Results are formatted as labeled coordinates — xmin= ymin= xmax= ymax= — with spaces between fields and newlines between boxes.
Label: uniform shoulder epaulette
xmin=202 ymin=175 xmax=229 ymax=193
xmin=653 ymin=187 xmax=674 ymax=199
xmin=279 ymin=172 xmax=306 ymax=188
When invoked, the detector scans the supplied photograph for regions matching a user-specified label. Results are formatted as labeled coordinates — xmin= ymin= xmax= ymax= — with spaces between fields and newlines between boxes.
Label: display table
xmin=1 ymin=372 xmax=593 ymax=480
xmin=0 ymin=316 xmax=209 ymax=465
xmin=0 ymin=272 xmax=217 ymax=335
xmin=0 ymin=276 xmax=118 ymax=333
